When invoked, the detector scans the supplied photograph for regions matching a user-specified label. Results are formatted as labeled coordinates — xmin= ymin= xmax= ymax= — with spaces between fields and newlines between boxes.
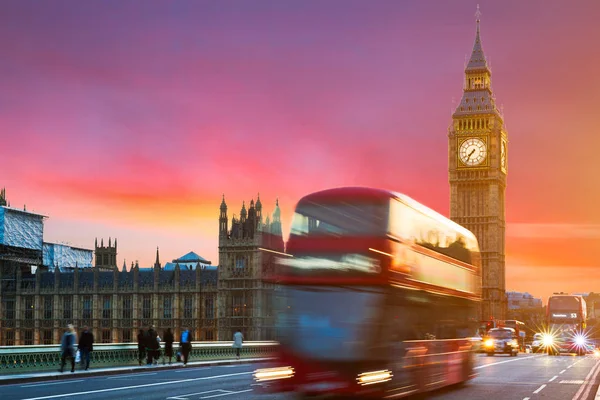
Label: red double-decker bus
xmin=546 ymin=294 xmax=589 ymax=355
xmin=254 ymin=187 xmax=482 ymax=399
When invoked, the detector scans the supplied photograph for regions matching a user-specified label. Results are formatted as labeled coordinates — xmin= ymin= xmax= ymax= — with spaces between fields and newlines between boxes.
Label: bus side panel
xmin=400 ymin=339 xmax=474 ymax=393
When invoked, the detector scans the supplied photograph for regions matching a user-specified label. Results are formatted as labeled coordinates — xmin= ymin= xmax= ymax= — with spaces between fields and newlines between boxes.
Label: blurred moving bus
xmin=254 ymin=187 xmax=482 ymax=399
xmin=546 ymin=294 xmax=588 ymax=355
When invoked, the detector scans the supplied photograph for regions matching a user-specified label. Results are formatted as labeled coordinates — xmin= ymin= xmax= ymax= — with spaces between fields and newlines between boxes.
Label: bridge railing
xmin=0 ymin=341 xmax=279 ymax=374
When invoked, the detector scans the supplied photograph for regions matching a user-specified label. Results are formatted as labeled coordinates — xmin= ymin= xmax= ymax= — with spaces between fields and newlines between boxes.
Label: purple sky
xmin=2 ymin=0 xmax=600 ymax=301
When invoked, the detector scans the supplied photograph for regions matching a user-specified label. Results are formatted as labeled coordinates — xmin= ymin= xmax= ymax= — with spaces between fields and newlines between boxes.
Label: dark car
xmin=483 ymin=328 xmax=519 ymax=356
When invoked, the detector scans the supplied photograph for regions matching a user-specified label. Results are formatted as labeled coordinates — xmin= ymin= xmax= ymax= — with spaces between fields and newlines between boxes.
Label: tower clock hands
xmin=467 ymin=148 xmax=476 ymax=161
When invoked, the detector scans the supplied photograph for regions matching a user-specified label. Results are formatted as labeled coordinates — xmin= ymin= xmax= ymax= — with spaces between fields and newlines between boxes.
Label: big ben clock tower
xmin=449 ymin=6 xmax=507 ymax=320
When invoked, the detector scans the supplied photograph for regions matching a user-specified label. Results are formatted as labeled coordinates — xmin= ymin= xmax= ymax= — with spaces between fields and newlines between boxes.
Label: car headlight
xmin=542 ymin=335 xmax=554 ymax=346
xmin=575 ymin=335 xmax=586 ymax=346
xmin=484 ymin=339 xmax=494 ymax=347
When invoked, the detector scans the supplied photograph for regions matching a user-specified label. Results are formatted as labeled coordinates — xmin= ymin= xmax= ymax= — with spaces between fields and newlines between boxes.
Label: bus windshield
xmin=548 ymin=296 xmax=581 ymax=312
xmin=276 ymin=286 xmax=385 ymax=361
xmin=290 ymin=201 xmax=388 ymax=237
xmin=489 ymin=330 xmax=513 ymax=339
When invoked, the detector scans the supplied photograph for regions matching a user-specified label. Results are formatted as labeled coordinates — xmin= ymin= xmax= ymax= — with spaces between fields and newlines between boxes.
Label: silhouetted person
xmin=59 ymin=324 xmax=76 ymax=373
xmin=163 ymin=328 xmax=174 ymax=365
xmin=233 ymin=329 xmax=243 ymax=360
xmin=77 ymin=326 xmax=94 ymax=371
xmin=137 ymin=329 xmax=146 ymax=366
xmin=146 ymin=325 xmax=159 ymax=365
xmin=180 ymin=326 xmax=193 ymax=366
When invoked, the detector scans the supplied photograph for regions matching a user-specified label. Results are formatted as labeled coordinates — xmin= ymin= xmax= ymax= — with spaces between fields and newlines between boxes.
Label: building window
xmin=82 ymin=296 xmax=92 ymax=319
xmin=183 ymin=296 xmax=193 ymax=319
xmin=163 ymin=296 xmax=172 ymax=319
xmin=265 ymin=292 xmax=273 ymax=318
xmin=205 ymin=297 xmax=214 ymax=319
xmin=2 ymin=298 xmax=15 ymax=320
xmin=205 ymin=330 xmax=214 ymax=341
xmin=235 ymin=258 xmax=246 ymax=269
xmin=24 ymin=329 xmax=34 ymax=345
xmin=232 ymin=294 xmax=244 ymax=317
xmin=3 ymin=330 xmax=15 ymax=346
xmin=24 ymin=297 xmax=34 ymax=320
xmin=43 ymin=296 xmax=53 ymax=320
xmin=142 ymin=295 xmax=152 ymax=319
xmin=102 ymin=329 xmax=111 ymax=343
xmin=122 ymin=329 xmax=132 ymax=343
xmin=43 ymin=329 xmax=53 ymax=345
xmin=63 ymin=297 xmax=72 ymax=320
xmin=102 ymin=295 xmax=111 ymax=320
xmin=122 ymin=296 xmax=132 ymax=320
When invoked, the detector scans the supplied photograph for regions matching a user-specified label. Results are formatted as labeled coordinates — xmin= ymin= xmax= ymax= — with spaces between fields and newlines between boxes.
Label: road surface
xmin=4 ymin=354 xmax=600 ymax=400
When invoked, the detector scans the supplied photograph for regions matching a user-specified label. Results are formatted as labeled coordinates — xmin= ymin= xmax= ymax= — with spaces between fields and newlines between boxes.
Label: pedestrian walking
xmin=163 ymin=328 xmax=174 ymax=365
xmin=180 ymin=326 xmax=193 ymax=366
xmin=137 ymin=329 xmax=146 ymax=366
xmin=155 ymin=333 xmax=162 ymax=365
xmin=58 ymin=324 xmax=77 ymax=373
xmin=233 ymin=329 xmax=243 ymax=360
xmin=146 ymin=325 xmax=160 ymax=365
xmin=77 ymin=326 xmax=94 ymax=371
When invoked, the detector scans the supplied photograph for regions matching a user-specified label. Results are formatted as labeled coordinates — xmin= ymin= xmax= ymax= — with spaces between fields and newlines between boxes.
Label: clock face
xmin=501 ymin=140 xmax=507 ymax=171
xmin=459 ymin=138 xmax=487 ymax=166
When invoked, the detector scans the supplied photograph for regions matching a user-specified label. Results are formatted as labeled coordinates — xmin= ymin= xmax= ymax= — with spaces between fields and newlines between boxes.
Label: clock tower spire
xmin=449 ymin=5 xmax=508 ymax=321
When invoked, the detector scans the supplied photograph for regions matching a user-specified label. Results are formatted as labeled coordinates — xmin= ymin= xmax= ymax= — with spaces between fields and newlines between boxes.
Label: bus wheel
xmin=486 ymin=352 xmax=494 ymax=356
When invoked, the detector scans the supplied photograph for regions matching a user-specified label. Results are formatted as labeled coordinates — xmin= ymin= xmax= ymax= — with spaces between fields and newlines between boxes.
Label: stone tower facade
xmin=0 ymin=187 xmax=7 ymax=207
xmin=217 ymin=194 xmax=284 ymax=341
xmin=94 ymin=238 xmax=118 ymax=271
xmin=448 ymin=8 xmax=508 ymax=320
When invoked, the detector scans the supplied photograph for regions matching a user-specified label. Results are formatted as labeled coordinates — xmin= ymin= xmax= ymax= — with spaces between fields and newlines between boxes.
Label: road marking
xmin=572 ymin=359 xmax=600 ymax=400
xmin=578 ymin=359 xmax=600 ymax=400
xmin=175 ymin=368 xmax=211 ymax=373
xmin=167 ymin=389 xmax=254 ymax=400
xmin=561 ymin=380 xmax=585 ymax=384
xmin=21 ymin=380 xmax=85 ymax=388
xmin=523 ymin=398 xmax=530 ymax=400
xmin=560 ymin=369 xmax=567 ymax=374
xmin=533 ymin=384 xmax=546 ymax=394
xmin=473 ymin=355 xmax=538 ymax=370
xmin=19 ymin=371 xmax=254 ymax=400
xmin=107 ymin=372 xmax=157 ymax=379
xmin=549 ymin=376 xmax=557 ymax=382
xmin=167 ymin=390 xmax=230 ymax=400
xmin=200 ymin=389 xmax=253 ymax=398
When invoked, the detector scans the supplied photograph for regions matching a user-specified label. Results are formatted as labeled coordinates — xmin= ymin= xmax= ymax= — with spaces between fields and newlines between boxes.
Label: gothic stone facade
xmin=0 ymin=194 xmax=284 ymax=345
xmin=0 ymin=264 xmax=218 ymax=345
xmin=94 ymin=238 xmax=118 ymax=271
xmin=217 ymin=195 xmax=284 ymax=341
xmin=448 ymin=14 xmax=508 ymax=320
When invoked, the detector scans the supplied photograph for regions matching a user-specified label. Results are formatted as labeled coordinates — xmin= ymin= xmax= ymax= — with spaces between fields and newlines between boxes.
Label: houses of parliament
xmin=0 ymin=191 xmax=284 ymax=346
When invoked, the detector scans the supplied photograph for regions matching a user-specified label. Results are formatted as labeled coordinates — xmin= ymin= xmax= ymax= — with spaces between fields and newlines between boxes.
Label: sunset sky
xmin=1 ymin=0 xmax=600 ymax=303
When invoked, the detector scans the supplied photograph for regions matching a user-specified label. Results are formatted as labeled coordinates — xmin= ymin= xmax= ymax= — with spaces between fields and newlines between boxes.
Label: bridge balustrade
xmin=0 ymin=341 xmax=278 ymax=374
